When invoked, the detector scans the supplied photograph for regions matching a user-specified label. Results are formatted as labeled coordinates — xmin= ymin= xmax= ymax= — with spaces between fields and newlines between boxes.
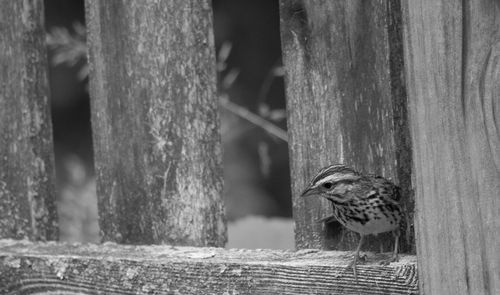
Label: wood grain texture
xmin=279 ymin=0 xmax=413 ymax=252
xmin=0 ymin=239 xmax=418 ymax=295
xmin=402 ymin=0 xmax=500 ymax=294
xmin=0 ymin=0 xmax=58 ymax=240
xmin=85 ymin=0 xmax=226 ymax=246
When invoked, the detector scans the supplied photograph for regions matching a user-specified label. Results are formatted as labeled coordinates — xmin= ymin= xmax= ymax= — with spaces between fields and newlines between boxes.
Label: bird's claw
xmin=380 ymin=254 xmax=399 ymax=265
xmin=347 ymin=252 xmax=366 ymax=282
xmin=346 ymin=259 xmax=358 ymax=282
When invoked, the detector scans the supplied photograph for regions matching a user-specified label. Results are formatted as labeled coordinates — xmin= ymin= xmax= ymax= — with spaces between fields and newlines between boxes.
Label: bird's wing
xmin=362 ymin=175 xmax=402 ymax=205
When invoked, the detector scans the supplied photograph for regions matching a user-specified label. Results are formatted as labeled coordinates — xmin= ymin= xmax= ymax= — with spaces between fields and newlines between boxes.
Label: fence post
xmin=0 ymin=0 xmax=58 ymax=241
xmin=279 ymin=0 xmax=413 ymax=251
xmin=402 ymin=0 xmax=500 ymax=294
xmin=85 ymin=0 xmax=226 ymax=246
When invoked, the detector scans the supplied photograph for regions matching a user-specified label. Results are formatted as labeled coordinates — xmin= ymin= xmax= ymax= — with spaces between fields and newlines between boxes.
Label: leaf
xmin=258 ymin=141 xmax=271 ymax=178
xmin=269 ymin=109 xmax=286 ymax=121
xmin=258 ymin=103 xmax=270 ymax=117
xmin=222 ymin=68 xmax=240 ymax=89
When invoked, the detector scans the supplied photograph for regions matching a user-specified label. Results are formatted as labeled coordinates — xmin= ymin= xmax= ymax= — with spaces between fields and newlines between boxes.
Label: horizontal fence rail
xmin=0 ymin=240 xmax=418 ymax=295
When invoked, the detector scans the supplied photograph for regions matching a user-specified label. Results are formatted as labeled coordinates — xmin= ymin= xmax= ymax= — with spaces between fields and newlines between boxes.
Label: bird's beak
xmin=300 ymin=186 xmax=319 ymax=198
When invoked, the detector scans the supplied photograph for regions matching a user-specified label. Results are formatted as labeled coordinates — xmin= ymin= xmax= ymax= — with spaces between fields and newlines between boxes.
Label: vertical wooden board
xmin=85 ymin=0 xmax=226 ymax=246
xmin=0 ymin=0 xmax=58 ymax=240
xmin=280 ymin=0 xmax=412 ymax=252
xmin=463 ymin=1 xmax=500 ymax=293
xmin=402 ymin=0 xmax=500 ymax=294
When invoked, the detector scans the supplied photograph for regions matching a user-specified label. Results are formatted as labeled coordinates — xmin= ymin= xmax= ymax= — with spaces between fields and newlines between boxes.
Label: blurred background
xmin=44 ymin=0 xmax=294 ymax=249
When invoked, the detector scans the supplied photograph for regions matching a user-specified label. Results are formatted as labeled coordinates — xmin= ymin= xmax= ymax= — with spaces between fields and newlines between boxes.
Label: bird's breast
xmin=332 ymin=200 xmax=402 ymax=235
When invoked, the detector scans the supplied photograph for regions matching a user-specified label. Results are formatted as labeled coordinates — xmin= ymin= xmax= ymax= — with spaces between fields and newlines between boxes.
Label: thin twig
xmin=220 ymin=97 xmax=288 ymax=142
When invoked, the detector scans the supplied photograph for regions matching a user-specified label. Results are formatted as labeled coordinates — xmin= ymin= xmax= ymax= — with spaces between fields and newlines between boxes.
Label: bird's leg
xmin=392 ymin=230 xmax=399 ymax=261
xmin=381 ymin=229 xmax=400 ymax=265
xmin=347 ymin=234 xmax=365 ymax=281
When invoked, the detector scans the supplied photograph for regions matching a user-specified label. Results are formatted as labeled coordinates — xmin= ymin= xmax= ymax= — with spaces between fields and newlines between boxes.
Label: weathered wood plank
xmin=0 ymin=239 xmax=418 ymax=295
xmin=279 ymin=0 xmax=413 ymax=252
xmin=402 ymin=0 xmax=500 ymax=294
xmin=0 ymin=0 xmax=58 ymax=240
xmin=85 ymin=0 xmax=226 ymax=246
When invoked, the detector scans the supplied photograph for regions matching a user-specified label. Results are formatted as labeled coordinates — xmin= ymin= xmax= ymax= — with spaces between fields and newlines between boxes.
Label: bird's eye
xmin=322 ymin=182 xmax=333 ymax=189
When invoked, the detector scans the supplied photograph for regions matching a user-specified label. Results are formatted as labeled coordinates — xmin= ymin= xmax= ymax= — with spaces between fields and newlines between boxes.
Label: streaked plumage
xmin=301 ymin=164 xmax=403 ymax=279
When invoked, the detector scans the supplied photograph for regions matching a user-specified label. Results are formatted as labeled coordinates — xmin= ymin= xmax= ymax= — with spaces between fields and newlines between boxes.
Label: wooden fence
xmin=0 ymin=0 xmax=498 ymax=294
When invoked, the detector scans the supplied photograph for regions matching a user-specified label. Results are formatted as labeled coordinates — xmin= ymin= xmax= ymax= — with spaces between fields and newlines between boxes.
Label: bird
xmin=301 ymin=164 xmax=403 ymax=279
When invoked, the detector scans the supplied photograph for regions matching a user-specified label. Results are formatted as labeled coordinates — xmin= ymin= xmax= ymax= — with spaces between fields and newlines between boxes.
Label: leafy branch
xmin=46 ymin=23 xmax=287 ymax=142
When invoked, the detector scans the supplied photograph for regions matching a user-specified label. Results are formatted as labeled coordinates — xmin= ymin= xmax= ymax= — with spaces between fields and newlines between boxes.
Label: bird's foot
xmin=346 ymin=253 xmax=366 ymax=282
xmin=346 ymin=258 xmax=358 ymax=282
xmin=347 ymin=252 xmax=366 ymax=266
xmin=380 ymin=253 xmax=399 ymax=265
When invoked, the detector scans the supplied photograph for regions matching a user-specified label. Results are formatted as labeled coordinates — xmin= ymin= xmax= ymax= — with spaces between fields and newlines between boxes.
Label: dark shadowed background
xmin=43 ymin=0 xmax=294 ymax=248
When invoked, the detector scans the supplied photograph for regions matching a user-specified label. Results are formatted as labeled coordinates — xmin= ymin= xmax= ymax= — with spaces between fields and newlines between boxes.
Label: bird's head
xmin=301 ymin=164 xmax=361 ymax=203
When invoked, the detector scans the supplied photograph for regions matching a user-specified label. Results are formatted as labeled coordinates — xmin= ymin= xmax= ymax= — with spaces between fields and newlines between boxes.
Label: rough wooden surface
xmin=85 ymin=0 xmax=226 ymax=246
xmin=0 ymin=239 xmax=418 ymax=295
xmin=279 ymin=0 xmax=413 ymax=252
xmin=402 ymin=0 xmax=500 ymax=294
xmin=0 ymin=0 xmax=58 ymax=240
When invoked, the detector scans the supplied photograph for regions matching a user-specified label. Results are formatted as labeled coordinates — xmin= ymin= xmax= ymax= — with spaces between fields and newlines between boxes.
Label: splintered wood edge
xmin=0 ymin=239 xmax=418 ymax=295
